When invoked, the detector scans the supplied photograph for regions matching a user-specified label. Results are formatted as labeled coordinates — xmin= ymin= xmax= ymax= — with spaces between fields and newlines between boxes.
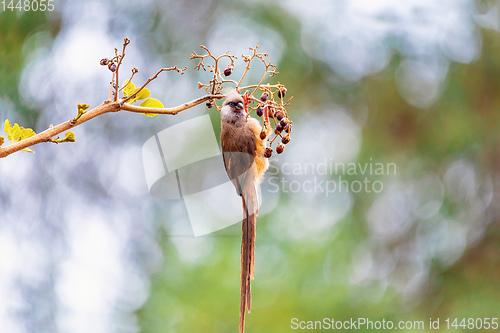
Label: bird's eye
xmin=229 ymin=102 xmax=236 ymax=107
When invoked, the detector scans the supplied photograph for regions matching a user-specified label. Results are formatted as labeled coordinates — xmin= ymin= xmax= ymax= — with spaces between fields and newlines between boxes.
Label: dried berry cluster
xmin=100 ymin=57 xmax=117 ymax=72
xmin=249 ymin=87 xmax=292 ymax=158
xmin=190 ymin=45 xmax=293 ymax=158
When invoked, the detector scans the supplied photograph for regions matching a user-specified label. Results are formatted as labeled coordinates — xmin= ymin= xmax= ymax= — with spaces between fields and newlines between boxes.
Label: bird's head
xmin=221 ymin=89 xmax=245 ymax=118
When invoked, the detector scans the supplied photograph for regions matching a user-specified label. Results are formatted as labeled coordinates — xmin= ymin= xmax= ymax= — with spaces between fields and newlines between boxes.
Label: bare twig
xmin=190 ymin=45 xmax=237 ymax=95
xmin=113 ymin=37 xmax=130 ymax=101
xmin=123 ymin=66 xmax=187 ymax=103
xmin=120 ymin=67 xmax=139 ymax=92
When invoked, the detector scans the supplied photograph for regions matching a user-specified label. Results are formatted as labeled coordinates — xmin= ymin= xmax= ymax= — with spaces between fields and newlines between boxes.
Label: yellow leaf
xmin=77 ymin=103 xmax=90 ymax=111
xmin=52 ymin=131 xmax=76 ymax=144
xmin=20 ymin=127 xmax=35 ymax=140
xmin=135 ymin=88 xmax=151 ymax=101
xmin=11 ymin=123 xmax=22 ymax=141
xmin=64 ymin=131 xmax=76 ymax=142
xmin=139 ymin=98 xmax=164 ymax=108
xmin=2 ymin=120 xmax=36 ymax=153
xmin=139 ymin=98 xmax=164 ymax=117
xmin=4 ymin=120 xmax=12 ymax=140
xmin=122 ymin=80 xmax=136 ymax=97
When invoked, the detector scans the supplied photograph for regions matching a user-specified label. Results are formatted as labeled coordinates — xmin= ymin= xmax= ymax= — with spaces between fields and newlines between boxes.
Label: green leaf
xmin=139 ymin=98 xmax=164 ymax=117
xmin=0 ymin=135 xmax=4 ymax=147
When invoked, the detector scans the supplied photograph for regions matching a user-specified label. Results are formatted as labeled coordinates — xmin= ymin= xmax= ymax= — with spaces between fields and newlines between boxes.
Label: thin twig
xmin=113 ymin=37 xmax=130 ymax=101
xmin=237 ymin=44 xmax=259 ymax=88
xmin=123 ymin=66 xmax=187 ymax=103
xmin=120 ymin=67 xmax=139 ymax=92
xmin=190 ymin=45 xmax=236 ymax=95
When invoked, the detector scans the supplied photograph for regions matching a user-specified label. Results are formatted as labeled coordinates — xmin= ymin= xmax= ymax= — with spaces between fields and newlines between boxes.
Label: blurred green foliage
xmin=0 ymin=10 xmax=58 ymax=124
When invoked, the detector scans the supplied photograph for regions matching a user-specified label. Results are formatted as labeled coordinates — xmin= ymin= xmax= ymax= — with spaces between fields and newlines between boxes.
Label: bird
xmin=220 ymin=88 xmax=270 ymax=333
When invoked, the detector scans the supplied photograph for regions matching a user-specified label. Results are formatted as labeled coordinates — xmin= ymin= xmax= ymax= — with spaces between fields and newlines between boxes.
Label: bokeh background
xmin=1 ymin=0 xmax=500 ymax=332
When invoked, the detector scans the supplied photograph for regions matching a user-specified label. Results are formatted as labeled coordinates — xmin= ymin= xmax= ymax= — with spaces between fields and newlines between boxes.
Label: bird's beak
xmin=235 ymin=101 xmax=244 ymax=110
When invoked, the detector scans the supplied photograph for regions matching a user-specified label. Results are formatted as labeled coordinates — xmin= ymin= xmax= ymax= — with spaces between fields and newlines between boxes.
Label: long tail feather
xmin=239 ymin=191 xmax=257 ymax=333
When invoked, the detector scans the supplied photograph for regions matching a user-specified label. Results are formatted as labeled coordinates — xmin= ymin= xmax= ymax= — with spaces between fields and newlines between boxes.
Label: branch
xmin=0 ymin=94 xmax=222 ymax=158
xmin=120 ymin=94 xmax=221 ymax=115
xmin=0 ymin=39 xmax=292 ymax=160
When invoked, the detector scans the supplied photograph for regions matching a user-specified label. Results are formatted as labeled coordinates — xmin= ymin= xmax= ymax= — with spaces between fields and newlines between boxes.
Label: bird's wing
xmin=221 ymin=131 xmax=256 ymax=196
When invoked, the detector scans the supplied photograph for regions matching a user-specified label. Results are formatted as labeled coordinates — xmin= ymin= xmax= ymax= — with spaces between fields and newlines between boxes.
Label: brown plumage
xmin=220 ymin=89 xmax=269 ymax=333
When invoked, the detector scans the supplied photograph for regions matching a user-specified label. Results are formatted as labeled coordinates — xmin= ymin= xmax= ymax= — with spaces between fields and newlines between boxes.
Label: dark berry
xmin=280 ymin=119 xmax=287 ymax=128
xmin=264 ymin=147 xmax=273 ymax=158
xmin=277 ymin=87 xmax=287 ymax=98
xmin=260 ymin=93 xmax=268 ymax=102
xmin=256 ymin=107 xmax=263 ymax=117
xmin=206 ymin=101 xmax=213 ymax=109
xmin=100 ymin=58 xmax=109 ymax=66
xmin=285 ymin=124 xmax=292 ymax=133
xmin=223 ymin=66 xmax=232 ymax=76
xmin=276 ymin=123 xmax=283 ymax=132
xmin=276 ymin=144 xmax=285 ymax=154
xmin=276 ymin=112 xmax=284 ymax=121
xmin=260 ymin=131 xmax=267 ymax=140
xmin=108 ymin=63 xmax=116 ymax=72
xmin=282 ymin=134 xmax=290 ymax=144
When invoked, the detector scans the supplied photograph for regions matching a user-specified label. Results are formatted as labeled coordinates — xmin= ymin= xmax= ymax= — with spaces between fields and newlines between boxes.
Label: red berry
xmin=256 ymin=107 xmax=263 ymax=117
xmin=276 ymin=144 xmax=285 ymax=154
xmin=223 ymin=66 xmax=232 ymax=76
xmin=260 ymin=93 xmax=268 ymax=102
xmin=282 ymin=134 xmax=290 ymax=144
xmin=260 ymin=131 xmax=267 ymax=140
xmin=264 ymin=147 xmax=273 ymax=158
